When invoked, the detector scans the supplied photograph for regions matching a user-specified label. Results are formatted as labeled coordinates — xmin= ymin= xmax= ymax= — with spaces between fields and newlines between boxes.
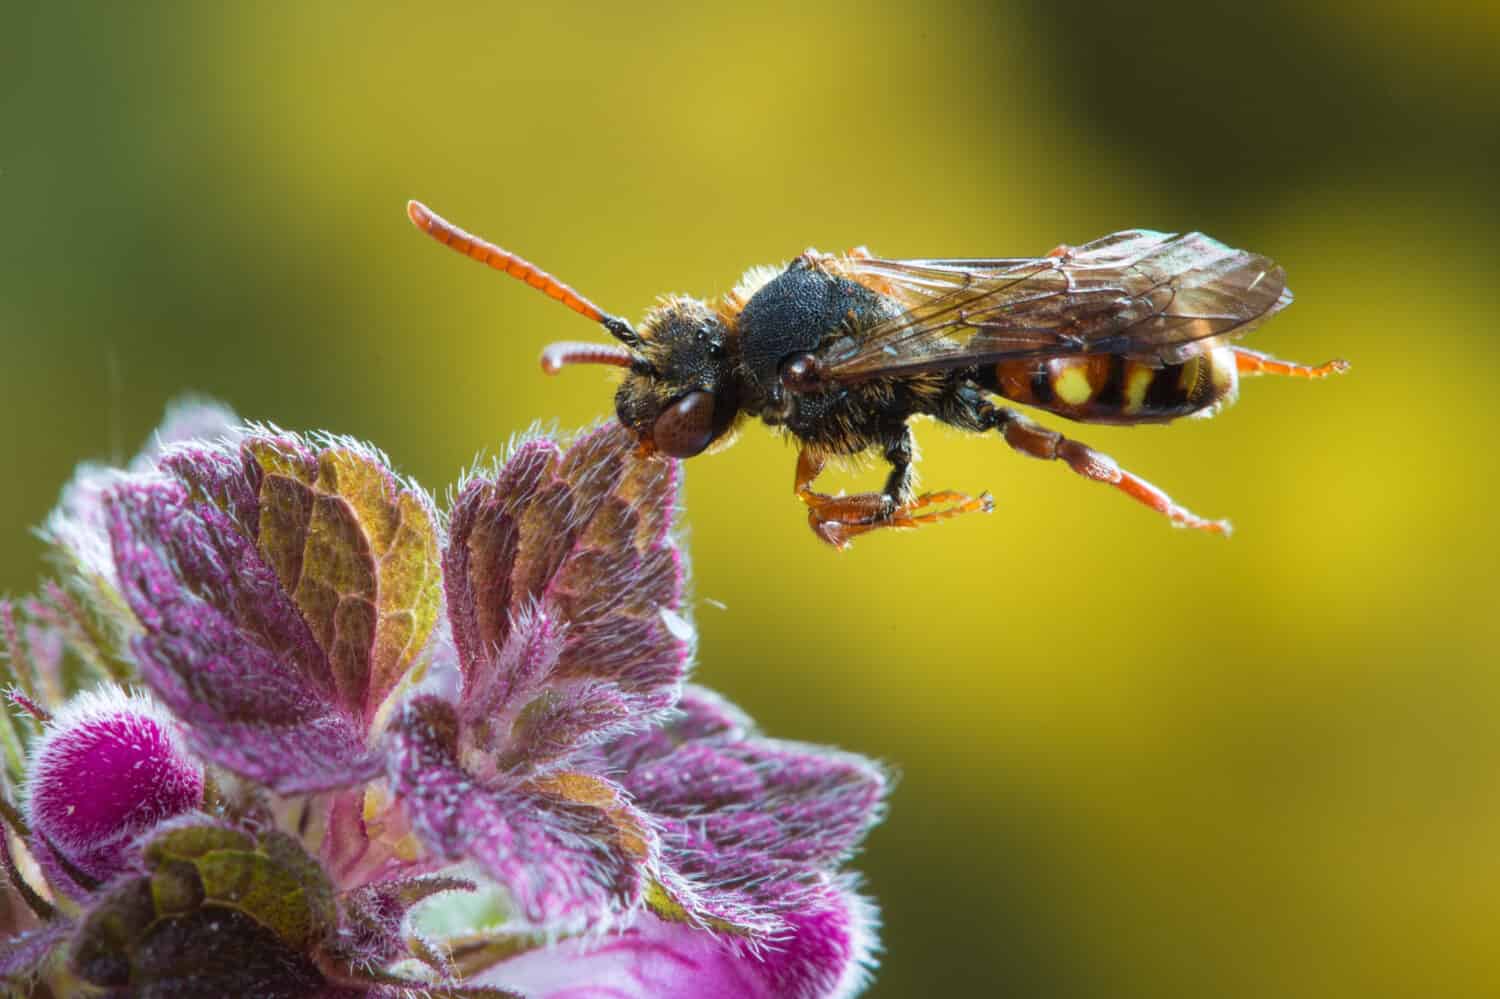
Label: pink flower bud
xmin=25 ymin=687 xmax=203 ymax=887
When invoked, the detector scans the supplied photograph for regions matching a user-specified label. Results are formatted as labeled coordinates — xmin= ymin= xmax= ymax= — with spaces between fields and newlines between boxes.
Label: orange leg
xmin=794 ymin=447 xmax=993 ymax=550
xmin=993 ymin=408 xmax=1231 ymax=535
xmin=1233 ymin=347 xmax=1349 ymax=379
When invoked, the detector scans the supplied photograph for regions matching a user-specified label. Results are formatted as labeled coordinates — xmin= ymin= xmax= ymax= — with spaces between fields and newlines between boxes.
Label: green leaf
xmin=248 ymin=439 xmax=441 ymax=720
xmin=71 ymin=820 xmax=340 ymax=990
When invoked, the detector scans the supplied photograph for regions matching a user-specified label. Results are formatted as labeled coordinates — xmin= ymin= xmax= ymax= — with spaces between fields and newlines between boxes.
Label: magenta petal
xmin=41 ymin=399 xmax=241 ymax=587
xmin=621 ymin=741 xmax=763 ymax=813
xmin=445 ymin=439 xmax=559 ymax=682
xmin=108 ymin=480 xmax=379 ymax=792
xmin=41 ymin=460 xmax=129 ymax=587
xmin=391 ymin=697 xmax=650 ymax=928
xmin=712 ymin=741 xmax=888 ymax=866
xmin=600 ymin=687 xmax=753 ymax=773
xmin=756 ymin=883 xmax=880 ymax=999
xmin=184 ymin=716 xmax=381 ymax=793
xmin=158 ymin=440 xmax=262 ymax=539
xmin=503 ymin=681 xmax=634 ymax=767
xmin=486 ymin=883 xmax=878 ymax=999
xmin=460 ymin=602 xmax=565 ymax=734
xmin=600 ymin=686 xmax=888 ymax=919
xmin=444 ymin=426 xmax=689 ymax=762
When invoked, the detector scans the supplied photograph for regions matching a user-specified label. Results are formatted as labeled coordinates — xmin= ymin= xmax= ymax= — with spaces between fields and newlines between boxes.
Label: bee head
xmin=404 ymin=201 xmax=741 ymax=459
xmin=610 ymin=298 xmax=740 ymax=459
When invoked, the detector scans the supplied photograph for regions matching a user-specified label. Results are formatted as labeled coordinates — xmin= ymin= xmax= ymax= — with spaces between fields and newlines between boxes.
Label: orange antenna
xmin=407 ymin=200 xmax=638 ymax=345
xmin=540 ymin=341 xmax=640 ymax=375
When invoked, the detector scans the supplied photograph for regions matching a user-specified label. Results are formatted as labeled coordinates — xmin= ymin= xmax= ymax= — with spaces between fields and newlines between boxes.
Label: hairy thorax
xmin=734 ymin=258 xmax=924 ymax=454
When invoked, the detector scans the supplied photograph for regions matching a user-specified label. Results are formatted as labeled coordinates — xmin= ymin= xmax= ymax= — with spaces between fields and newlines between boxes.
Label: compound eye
xmin=652 ymin=391 xmax=716 ymax=458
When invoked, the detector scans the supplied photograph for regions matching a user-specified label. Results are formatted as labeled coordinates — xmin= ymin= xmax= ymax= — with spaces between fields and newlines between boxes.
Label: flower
xmin=2 ymin=406 xmax=888 ymax=998
xmin=23 ymin=686 xmax=203 ymax=896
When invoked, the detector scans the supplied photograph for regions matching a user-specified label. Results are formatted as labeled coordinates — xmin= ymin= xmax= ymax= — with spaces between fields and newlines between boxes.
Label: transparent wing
xmin=819 ymin=230 xmax=1292 ymax=381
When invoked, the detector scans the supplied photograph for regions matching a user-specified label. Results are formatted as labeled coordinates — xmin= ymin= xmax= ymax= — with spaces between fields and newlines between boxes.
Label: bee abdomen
xmin=989 ymin=349 xmax=1239 ymax=424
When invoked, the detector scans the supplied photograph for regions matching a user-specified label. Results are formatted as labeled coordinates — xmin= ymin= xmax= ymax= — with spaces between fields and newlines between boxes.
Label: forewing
xmin=820 ymin=230 xmax=1291 ymax=380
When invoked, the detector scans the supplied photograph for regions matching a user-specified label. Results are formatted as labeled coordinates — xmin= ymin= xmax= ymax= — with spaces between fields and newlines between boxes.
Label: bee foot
xmin=884 ymin=490 xmax=994 ymax=529
xmin=806 ymin=489 xmax=993 ymax=548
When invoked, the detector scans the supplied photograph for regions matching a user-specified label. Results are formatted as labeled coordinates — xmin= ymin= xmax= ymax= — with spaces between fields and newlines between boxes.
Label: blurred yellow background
xmin=3 ymin=2 xmax=1498 ymax=995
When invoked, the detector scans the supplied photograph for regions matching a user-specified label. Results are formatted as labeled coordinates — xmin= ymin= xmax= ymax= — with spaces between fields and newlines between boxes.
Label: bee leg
xmin=986 ymin=406 xmax=1232 ymax=535
xmin=794 ymin=432 xmax=993 ymax=549
xmin=1233 ymin=347 xmax=1350 ymax=379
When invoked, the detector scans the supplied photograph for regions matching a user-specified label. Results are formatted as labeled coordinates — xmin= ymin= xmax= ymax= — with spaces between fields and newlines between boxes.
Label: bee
xmin=408 ymin=200 xmax=1347 ymax=548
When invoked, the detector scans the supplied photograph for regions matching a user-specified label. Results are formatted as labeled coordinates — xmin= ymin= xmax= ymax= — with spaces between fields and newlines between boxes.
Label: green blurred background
xmin=3 ymin=2 xmax=1498 ymax=995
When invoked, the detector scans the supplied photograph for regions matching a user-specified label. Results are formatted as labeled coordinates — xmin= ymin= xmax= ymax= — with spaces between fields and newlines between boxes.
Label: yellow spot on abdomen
xmin=1123 ymin=365 xmax=1154 ymax=414
xmin=1208 ymin=347 xmax=1237 ymax=396
xmin=1054 ymin=364 xmax=1094 ymax=406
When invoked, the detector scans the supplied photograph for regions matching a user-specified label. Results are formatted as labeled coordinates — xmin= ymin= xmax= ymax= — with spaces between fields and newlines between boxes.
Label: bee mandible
xmin=407 ymin=200 xmax=1347 ymax=548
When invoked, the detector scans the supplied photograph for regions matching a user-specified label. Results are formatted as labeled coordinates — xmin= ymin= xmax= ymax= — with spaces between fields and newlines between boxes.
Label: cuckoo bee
xmin=407 ymin=201 xmax=1347 ymax=548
